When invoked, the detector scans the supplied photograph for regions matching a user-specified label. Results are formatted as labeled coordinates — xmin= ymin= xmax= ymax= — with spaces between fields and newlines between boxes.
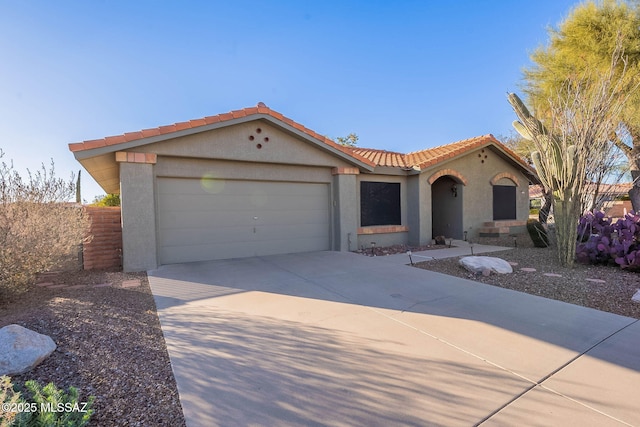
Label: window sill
xmin=358 ymin=225 xmax=409 ymax=235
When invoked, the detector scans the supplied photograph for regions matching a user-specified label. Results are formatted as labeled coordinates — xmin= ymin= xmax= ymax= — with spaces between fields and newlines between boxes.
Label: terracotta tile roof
xmin=68 ymin=102 xmax=375 ymax=167
xmin=406 ymin=135 xmax=503 ymax=169
xmin=350 ymin=134 xmax=535 ymax=174
xmin=68 ymin=104 xmax=534 ymax=177
xmin=349 ymin=147 xmax=409 ymax=168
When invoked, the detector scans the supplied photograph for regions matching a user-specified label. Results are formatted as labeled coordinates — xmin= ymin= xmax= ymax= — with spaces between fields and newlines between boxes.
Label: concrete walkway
xmin=148 ymin=248 xmax=640 ymax=427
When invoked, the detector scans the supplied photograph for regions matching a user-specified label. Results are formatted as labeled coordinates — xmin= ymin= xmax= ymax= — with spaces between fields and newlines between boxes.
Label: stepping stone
xmin=543 ymin=273 xmax=563 ymax=277
xmin=632 ymin=290 xmax=640 ymax=303
xmin=93 ymin=283 xmax=112 ymax=288
xmin=121 ymin=279 xmax=141 ymax=288
xmin=585 ymin=278 xmax=606 ymax=284
xmin=508 ymin=262 xmax=519 ymax=266
xmin=520 ymin=268 xmax=537 ymax=272
xmin=35 ymin=282 xmax=55 ymax=287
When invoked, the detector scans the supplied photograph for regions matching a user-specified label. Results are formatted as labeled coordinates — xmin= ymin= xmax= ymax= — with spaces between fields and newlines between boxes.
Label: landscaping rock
xmin=459 ymin=256 xmax=513 ymax=275
xmin=0 ymin=324 xmax=56 ymax=376
xmin=633 ymin=290 xmax=640 ymax=303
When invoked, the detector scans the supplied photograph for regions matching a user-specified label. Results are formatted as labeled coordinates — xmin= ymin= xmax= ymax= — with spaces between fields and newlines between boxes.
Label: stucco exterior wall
xmin=332 ymin=173 xmax=359 ymax=251
xmin=424 ymin=146 xmax=530 ymax=240
xmin=120 ymin=162 xmax=157 ymax=271
xmin=155 ymin=157 xmax=333 ymax=184
xmin=136 ymin=121 xmax=353 ymax=169
xmin=407 ymin=174 xmax=430 ymax=246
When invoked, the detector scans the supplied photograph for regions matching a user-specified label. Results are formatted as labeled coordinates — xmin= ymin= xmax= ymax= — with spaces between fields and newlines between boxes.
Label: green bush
xmin=0 ymin=376 xmax=94 ymax=427
xmin=526 ymin=219 xmax=550 ymax=248
xmin=91 ymin=193 xmax=120 ymax=207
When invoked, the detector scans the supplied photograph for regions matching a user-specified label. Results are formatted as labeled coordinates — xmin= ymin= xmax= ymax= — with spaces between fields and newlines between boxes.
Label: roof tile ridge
xmin=69 ymin=104 xmax=266 ymax=151
xmin=68 ymin=102 xmax=376 ymax=168
xmin=406 ymin=134 xmax=491 ymax=156
xmin=352 ymin=146 xmax=405 ymax=155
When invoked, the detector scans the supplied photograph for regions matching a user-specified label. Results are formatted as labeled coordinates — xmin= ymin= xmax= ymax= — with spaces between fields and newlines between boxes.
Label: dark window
xmin=360 ymin=182 xmax=401 ymax=226
xmin=493 ymin=185 xmax=516 ymax=220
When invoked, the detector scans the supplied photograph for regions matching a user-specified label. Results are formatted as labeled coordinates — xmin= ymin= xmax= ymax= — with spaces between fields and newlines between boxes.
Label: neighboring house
xmin=529 ymin=182 xmax=633 ymax=218
xmin=69 ymin=103 xmax=538 ymax=271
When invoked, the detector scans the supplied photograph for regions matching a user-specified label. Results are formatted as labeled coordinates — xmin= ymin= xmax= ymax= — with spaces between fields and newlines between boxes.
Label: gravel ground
xmin=414 ymin=234 xmax=640 ymax=319
xmin=0 ymin=271 xmax=186 ymax=426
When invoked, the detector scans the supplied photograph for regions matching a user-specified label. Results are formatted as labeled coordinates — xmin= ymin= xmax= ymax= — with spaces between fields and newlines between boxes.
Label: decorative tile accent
xmin=331 ymin=167 xmax=360 ymax=175
xmin=115 ymin=151 xmax=157 ymax=164
xmin=358 ymin=226 xmax=409 ymax=235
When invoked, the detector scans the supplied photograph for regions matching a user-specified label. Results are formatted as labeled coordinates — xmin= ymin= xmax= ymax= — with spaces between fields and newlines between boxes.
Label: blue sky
xmin=0 ymin=0 xmax=579 ymax=201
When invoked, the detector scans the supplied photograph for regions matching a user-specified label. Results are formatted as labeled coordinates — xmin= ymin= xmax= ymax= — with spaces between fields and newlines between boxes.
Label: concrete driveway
xmin=148 ymin=250 xmax=640 ymax=427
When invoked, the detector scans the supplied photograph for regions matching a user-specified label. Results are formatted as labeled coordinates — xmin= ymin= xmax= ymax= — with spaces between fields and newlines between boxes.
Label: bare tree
xmin=508 ymin=47 xmax=635 ymax=267
xmin=0 ymin=150 xmax=91 ymax=297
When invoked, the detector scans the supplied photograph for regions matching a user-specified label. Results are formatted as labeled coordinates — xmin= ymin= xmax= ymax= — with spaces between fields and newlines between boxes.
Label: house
xmin=529 ymin=182 xmax=633 ymax=218
xmin=69 ymin=103 xmax=538 ymax=271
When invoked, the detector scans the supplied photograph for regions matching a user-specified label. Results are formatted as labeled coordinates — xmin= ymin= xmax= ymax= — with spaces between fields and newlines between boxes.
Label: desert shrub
xmin=1 ymin=376 xmax=21 ymax=427
xmin=526 ymin=219 xmax=549 ymax=247
xmin=0 ymin=151 xmax=90 ymax=297
xmin=1 ymin=376 xmax=94 ymax=427
xmin=576 ymin=210 xmax=640 ymax=271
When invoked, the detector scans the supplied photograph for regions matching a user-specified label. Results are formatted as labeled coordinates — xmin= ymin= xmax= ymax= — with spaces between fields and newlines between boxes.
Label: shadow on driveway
xmin=149 ymin=251 xmax=639 ymax=426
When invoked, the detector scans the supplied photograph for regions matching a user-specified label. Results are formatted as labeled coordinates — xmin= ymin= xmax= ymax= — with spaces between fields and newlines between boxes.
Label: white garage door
xmin=157 ymin=178 xmax=330 ymax=264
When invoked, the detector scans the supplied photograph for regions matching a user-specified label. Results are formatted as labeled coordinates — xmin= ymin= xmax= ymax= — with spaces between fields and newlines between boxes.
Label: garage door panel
xmin=159 ymin=210 xmax=329 ymax=231
xmin=160 ymin=225 xmax=255 ymax=246
xmin=253 ymin=224 xmax=327 ymax=240
xmin=159 ymin=210 xmax=261 ymax=229
xmin=157 ymin=178 xmax=330 ymax=264
xmin=256 ymin=209 xmax=329 ymax=225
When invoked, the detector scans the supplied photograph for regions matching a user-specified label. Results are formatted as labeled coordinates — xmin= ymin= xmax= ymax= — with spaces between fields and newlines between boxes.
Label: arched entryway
xmin=431 ymin=175 xmax=464 ymax=239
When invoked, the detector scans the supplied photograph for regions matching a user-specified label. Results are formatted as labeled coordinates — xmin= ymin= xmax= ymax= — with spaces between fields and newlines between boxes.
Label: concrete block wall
xmin=83 ymin=206 xmax=122 ymax=270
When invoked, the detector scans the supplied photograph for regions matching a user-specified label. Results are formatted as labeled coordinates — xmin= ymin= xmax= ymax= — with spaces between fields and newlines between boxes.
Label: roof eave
xmin=71 ymin=113 xmax=374 ymax=172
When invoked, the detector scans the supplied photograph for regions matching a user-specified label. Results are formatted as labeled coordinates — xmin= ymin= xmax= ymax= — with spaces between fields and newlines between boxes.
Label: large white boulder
xmin=0 ymin=324 xmax=56 ymax=376
xmin=459 ymin=256 xmax=513 ymax=275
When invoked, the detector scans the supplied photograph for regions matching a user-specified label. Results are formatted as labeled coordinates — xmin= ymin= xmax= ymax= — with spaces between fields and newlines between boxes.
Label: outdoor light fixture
xmin=451 ymin=184 xmax=458 ymax=197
